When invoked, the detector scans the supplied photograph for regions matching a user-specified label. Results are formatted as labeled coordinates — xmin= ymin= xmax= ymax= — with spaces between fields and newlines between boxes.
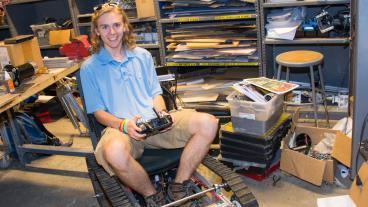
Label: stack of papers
xmin=161 ymin=0 xmax=255 ymax=18
xmin=166 ymin=22 xmax=258 ymax=63
xmin=266 ymin=7 xmax=306 ymax=40
xmin=244 ymin=77 xmax=299 ymax=94
xmin=232 ymin=82 xmax=267 ymax=103
xmin=231 ymin=77 xmax=300 ymax=103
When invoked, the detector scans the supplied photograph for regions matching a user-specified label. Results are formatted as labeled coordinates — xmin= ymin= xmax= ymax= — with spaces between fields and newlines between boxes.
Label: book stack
xmin=219 ymin=113 xmax=292 ymax=179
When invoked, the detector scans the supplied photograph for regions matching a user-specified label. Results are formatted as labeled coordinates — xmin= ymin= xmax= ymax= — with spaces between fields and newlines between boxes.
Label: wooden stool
xmin=276 ymin=50 xmax=329 ymax=127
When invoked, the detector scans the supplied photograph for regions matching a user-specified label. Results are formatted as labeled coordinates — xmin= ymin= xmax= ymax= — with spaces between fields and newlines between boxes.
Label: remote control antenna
xmin=153 ymin=107 xmax=160 ymax=118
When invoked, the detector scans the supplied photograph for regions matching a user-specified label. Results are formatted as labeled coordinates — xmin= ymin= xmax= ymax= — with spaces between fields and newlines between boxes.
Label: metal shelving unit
xmin=40 ymin=44 xmax=60 ymax=49
xmin=155 ymin=0 xmax=262 ymax=75
xmin=159 ymin=13 xmax=256 ymax=23
xmin=264 ymin=37 xmax=350 ymax=45
xmin=7 ymin=0 xmax=44 ymax=5
xmin=263 ymin=0 xmax=349 ymax=8
xmin=0 ymin=24 xmax=9 ymax=30
xmin=259 ymin=0 xmax=351 ymax=87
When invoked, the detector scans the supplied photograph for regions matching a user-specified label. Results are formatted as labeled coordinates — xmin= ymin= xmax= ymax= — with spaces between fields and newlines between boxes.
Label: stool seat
xmin=276 ymin=50 xmax=323 ymax=67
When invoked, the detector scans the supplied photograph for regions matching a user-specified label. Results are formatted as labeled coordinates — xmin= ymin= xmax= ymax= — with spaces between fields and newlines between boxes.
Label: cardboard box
xmin=280 ymin=111 xmax=338 ymax=186
xmin=0 ymin=37 xmax=44 ymax=68
xmin=350 ymin=162 xmax=368 ymax=207
xmin=332 ymin=131 xmax=352 ymax=167
xmin=135 ymin=0 xmax=155 ymax=18
xmin=49 ymin=29 xmax=75 ymax=45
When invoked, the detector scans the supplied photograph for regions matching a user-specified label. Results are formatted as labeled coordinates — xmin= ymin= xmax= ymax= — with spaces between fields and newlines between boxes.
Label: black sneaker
xmin=144 ymin=189 xmax=166 ymax=207
xmin=167 ymin=180 xmax=197 ymax=207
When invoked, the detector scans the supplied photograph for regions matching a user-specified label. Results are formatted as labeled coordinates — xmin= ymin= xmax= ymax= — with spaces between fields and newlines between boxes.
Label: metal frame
xmin=154 ymin=0 xmax=166 ymax=66
xmin=351 ymin=0 xmax=368 ymax=177
xmin=68 ymin=0 xmax=81 ymax=37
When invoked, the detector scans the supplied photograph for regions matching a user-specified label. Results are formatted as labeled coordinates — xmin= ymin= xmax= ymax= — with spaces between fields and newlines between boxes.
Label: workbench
xmin=0 ymin=63 xmax=94 ymax=165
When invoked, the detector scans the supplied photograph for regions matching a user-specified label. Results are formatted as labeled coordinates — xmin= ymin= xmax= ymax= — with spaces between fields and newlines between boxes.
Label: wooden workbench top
xmin=0 ymin=63 xmax=81 ymax=114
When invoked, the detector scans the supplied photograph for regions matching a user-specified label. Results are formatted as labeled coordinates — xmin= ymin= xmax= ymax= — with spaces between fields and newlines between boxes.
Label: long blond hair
xmin=90 ymin=5 xmax=136 ymax=53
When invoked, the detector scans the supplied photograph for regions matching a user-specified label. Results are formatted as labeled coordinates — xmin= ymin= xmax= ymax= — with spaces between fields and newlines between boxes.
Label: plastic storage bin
xmin=226 ymin=91 xmax=283 ymax=135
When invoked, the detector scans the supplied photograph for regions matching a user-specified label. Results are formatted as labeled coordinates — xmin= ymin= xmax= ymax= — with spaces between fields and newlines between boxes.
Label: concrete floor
xmin=0 ymin=118 xmax=349 ymax=207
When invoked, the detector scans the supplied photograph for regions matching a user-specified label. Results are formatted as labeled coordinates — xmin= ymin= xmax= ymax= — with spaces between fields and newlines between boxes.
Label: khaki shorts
xmin=94 ymin=109 xmax=196 ymax=176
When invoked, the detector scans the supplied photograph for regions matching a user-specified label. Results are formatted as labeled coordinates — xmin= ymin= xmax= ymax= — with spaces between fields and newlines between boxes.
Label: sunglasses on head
xmin=93 ymin=2 xmax=119 ymax=11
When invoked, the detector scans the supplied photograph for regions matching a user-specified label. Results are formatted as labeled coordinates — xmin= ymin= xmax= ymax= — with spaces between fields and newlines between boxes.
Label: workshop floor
xmin=0 ymin=118 xmax=349 ymax=207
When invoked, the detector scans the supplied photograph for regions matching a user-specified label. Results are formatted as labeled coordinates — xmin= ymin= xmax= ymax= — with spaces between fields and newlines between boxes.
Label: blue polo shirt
xmin=80 ymin=47 xmax=162 ymax=120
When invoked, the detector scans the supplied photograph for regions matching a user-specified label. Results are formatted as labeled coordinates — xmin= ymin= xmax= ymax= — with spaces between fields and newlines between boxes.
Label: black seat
xmin=76 ymin=71 xmax=182 ymax=175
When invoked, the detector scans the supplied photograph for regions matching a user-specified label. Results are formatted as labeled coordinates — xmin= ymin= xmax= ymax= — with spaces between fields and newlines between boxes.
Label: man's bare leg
xmin=175 ymin=113 xmax=218 ymax=183
xmin=103 ymin=137 xmax=156 ymax=197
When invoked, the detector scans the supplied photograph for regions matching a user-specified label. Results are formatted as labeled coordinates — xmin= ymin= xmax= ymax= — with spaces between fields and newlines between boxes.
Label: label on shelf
xmin=214 ymin=14 xmax=253 ymax=20
xmin=177 ymin=17 xmax=201 ymax=22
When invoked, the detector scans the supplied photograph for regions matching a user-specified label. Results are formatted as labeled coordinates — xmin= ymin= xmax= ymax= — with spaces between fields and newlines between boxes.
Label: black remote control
xmin=136 ymin=108 xmax=173 ymax=137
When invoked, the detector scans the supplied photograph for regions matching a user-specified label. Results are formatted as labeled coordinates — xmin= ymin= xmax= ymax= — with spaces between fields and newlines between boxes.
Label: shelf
xmin=264 ymin=37 xmax=350 ymax=45
xmin=160 ymin=13 xmax=257 ymax=24
xmin=40 ymin=44 xmax=60 ymax=49
xmin=165 ymin=62 xmax=259 ymax=67
xmin=263 ymin=0 xmax=350 ymax=8
xmin=0 ymin=24 xmax=9 ymax=30
xmin=77 ymin=13 xmax=156 ymax=27
xmin=8 ymin=0 xmax=43 ymax=5
xmin=129 ymin=17 xmax=156 ymax=23
xmin=77 ymin=23 xmax=91 ymax=27
xmin=137 ymin=44 xmax=160 ymax=49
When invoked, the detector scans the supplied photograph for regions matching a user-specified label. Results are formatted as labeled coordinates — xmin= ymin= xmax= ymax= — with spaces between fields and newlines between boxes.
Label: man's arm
xmin=94 ymin=110 xmax=122 ymax=129
xmin=94 ymin=110 xmax=145 ymax=140
xmin=153 ymin=95 xmax=167 ymax=113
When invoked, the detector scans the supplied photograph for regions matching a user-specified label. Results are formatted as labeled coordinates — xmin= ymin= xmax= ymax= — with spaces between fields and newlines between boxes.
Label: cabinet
xmin=259 ymin=0 xmax=351 ymax=89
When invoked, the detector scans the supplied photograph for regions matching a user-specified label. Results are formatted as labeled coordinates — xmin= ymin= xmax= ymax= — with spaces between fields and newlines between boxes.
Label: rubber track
xmin=86 ymin=154 xmax=134 ymax=207
xmin=202 ymin=155 xmax=259 ymax=207
xmin=87 ymin=154 xmax=258 ymax=207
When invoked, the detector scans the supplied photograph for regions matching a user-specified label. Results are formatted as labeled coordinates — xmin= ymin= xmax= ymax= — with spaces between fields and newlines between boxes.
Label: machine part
xmin=301 ymin=18 xmax=318 ymax=32
xmin=316 ymin=10 xmax=334 ymax=33
xmin=0 ymin=151 xmax=11 ymax=169
xmin=333 ymin=9 xmax=350 ymax=36
xmin=3 ymin=63 xmax=35 ymax=87
xmin=86 ymin=154 xmax=258 ymax=207
xmin=56 ymin=78 xmax=89 ymax=136
xmin=59 ymin=40 xmax=90 ymax=60
xmin=136 ymin=109 xmax=173 ymax=137
xmin=162 ymin=184 xmax=229 ymax=207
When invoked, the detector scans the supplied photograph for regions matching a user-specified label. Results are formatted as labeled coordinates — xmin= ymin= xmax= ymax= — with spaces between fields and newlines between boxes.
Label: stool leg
xmin=310 ymin=66 xmax=318 ymax=127
xmin=286 ymin=67 xmax=290 ymax=82
xmin=318 ymin=65 xmax=330 ymax=127
xmin=277 ymin=64 xmax=282 ymax=80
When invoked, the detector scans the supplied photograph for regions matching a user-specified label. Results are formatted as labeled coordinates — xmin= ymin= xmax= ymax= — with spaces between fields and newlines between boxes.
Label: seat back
xmin=76 ymin=70 xmax=182 ymax=175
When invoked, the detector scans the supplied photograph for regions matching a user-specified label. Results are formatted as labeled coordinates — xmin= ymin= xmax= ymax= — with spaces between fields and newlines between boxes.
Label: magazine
xmin=232 ymin=82 xmax=267 ymax=103
xmin=244 ymin=77 xmax=299 ymax=94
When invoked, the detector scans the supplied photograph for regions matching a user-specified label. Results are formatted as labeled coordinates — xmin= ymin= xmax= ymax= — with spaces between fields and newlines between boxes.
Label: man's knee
xmin=103 ymin=138 xmax=131 ymax=170
xmin=191 ymin=113 xmax=218 ymax=137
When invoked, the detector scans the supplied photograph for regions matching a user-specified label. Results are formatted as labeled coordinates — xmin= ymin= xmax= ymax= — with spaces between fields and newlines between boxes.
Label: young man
xmin=80 ymin=3 xmax=218 ymax=206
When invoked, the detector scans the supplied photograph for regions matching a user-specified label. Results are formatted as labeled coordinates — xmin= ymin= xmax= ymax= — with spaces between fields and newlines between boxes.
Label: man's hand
xmin=158 ymin=111 xmax=174 ymax=133
xmin=125 ymin=115 xmax=146 ymax=141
